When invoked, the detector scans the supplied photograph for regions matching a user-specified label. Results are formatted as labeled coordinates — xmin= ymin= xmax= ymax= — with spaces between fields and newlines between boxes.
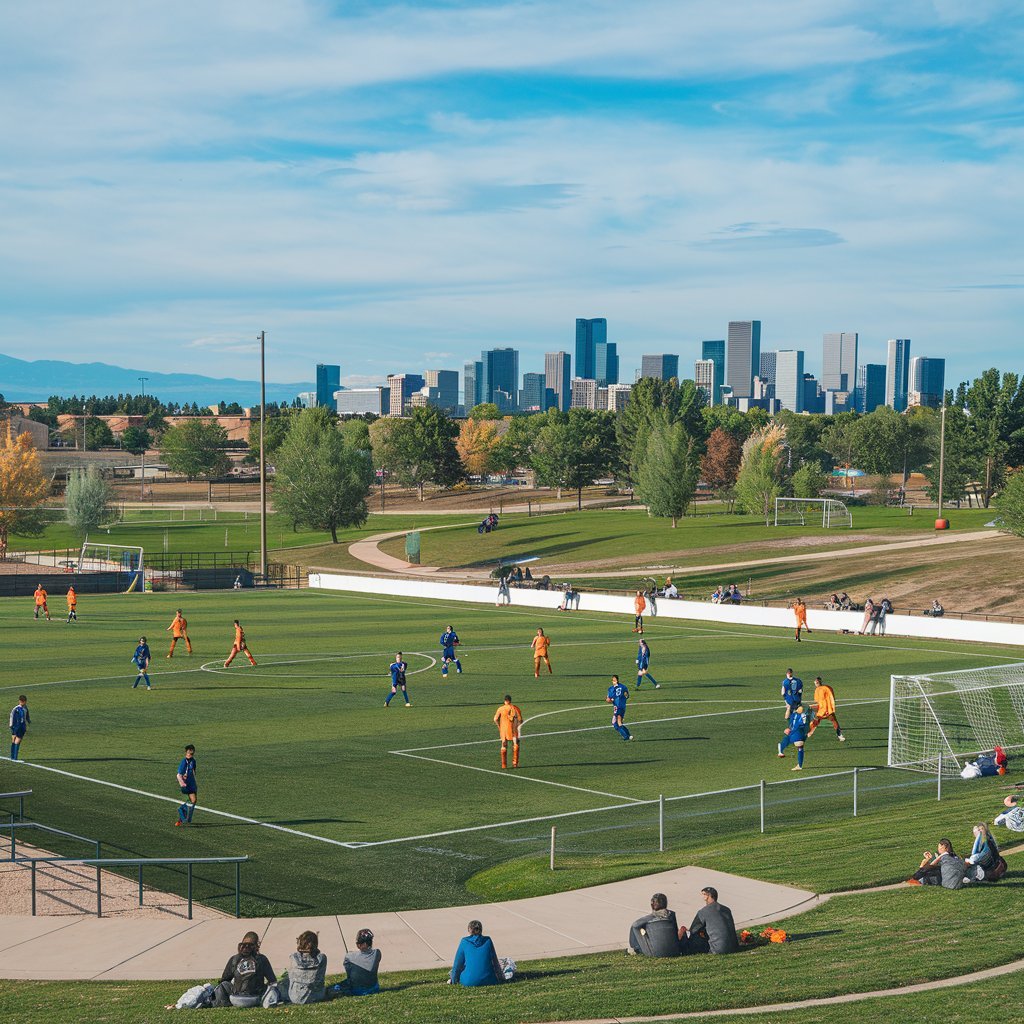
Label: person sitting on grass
xmin=450 ymin=920 xmax=504 ymax=987
xmin=685 ymin=886 xmax=739 ymax=954
xmin=965 ymin=823 xmax=1002 ymax=882
xmin=213 ymin=931 xmax=277 ymax=1007
xmin=711 ymin=586 xmax=724 ymax=604
xmin=282 ymin=930 xmax=327 ymax=1004
xmin=664 ymin=578 xmax=678 ymax=599
xmin=627 ymin=892 xmax=682 ymax=957
xmin=924 ymin=599 xmax=945 ymax=617
xmin=995 ymin=795 xmax=1024 ymax=833
xmin=341 ymin=928 xmax=382 ymax=996
xmin=907 ymin=838 xmax=966 ymax=889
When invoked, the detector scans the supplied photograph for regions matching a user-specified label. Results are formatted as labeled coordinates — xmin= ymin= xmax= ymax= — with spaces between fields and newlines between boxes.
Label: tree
xmin=636 ymin=418 xmax=701 ymax=527
xmin=492 ymin=414 xmax=543 ymax=475
xmin=994 ymin=470 xmax=1024 ymax=537
xmin=735 ymin=423 xmax=788 ymax=524
xmin=246 ymin=411 xmax=294 ymax=465
xmin=457 ymin=417 xmax=502 ymax=476
xmin=924 ymin=404 xmax=979 ymax=506
xmin=273 ymin=407 xmax=373 ymax=543
xmin=961 ymin=369 xmax=1024 ymax=506
xmin=65 ymin=467 xmax=113 ymax=538
xmin=120 ymin=426 xmax=151 ymax=455
xmin=377 ymin=407 xmax=461 ymax=500
xmin=700 ymin=428 xmax=742 ymax=496
xmin=84 ymin=417 xmax=115 ymax=451
xmin=160 ymin=420 xmax=231 ymax=480
xmin=775 ymin=410 xmax=831 ymax=470
xmin=340 ymin=417 xmax=372 ymax=453
xmin=791 ymin=462 xmax=829 ymax=498
xmin=0 ymin=425 xmax=49 ymax=558
xmin=533 ymin=409 xmax=615 ymax=508
xmin=468 ymin=402 xmax=501 ymax=420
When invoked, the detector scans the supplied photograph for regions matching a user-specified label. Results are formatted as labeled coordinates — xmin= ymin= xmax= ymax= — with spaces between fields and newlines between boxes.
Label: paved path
xmin=0 ymin=866 xmax=814 ymax=980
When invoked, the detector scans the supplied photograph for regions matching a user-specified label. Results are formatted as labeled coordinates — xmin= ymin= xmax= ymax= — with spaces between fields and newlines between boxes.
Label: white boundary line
xmin=197 ymin=651 xmax=438 ymax=679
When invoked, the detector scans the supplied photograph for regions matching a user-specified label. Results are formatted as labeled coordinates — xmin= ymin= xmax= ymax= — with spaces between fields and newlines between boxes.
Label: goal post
xmin=888 ymin=662 xmax=1024 ymax=774
xmin=78 ymin=538 xmax=145 ymax=593
xmin=773 ymin=497 xmax=852 ymax=528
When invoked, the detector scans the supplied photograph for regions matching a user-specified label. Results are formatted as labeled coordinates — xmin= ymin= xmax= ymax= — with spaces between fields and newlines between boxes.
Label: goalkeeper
xmin=807 ymin=676 xmax=845 ymax=742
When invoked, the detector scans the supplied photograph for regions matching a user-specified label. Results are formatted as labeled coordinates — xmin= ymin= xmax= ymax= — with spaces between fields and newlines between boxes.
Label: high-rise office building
xmin=908 ymin=356 xmax=945 ymax=409
xmin=886 ymin=338 xmax=911 ymax=412
xmin=802 ymin=373 xmax=824 ymax=414
xmin=701 ymin=340 xmax=725 ymax=405
xmin=856 ymin=364 xmax=886 ymax=413
xmin=575 ymin=318 xmax=606 ymax=379
xmin=570 ymin=377 xmax=598 ymax=410
xmin=464 ymin=360 xmax=482 ymax=409
xmin=481 ymin=348 xmax=519 ymax=408
xmin=544 ymin=351 xmax=571 ymax=411
xmin=315 ymin=364 xmax=341 ymax=408
xmin=386 ymin=373 xmax=425 ymax=416
xmin=775 ymin=350 xmax=804 ymax=412
xmin=606 ymin=383 xmax=632 ymax=411
xmin=822 ymin=332 xmax=858 ymax=392
xmin=640 ymin=354 xmax=680 ymax=381
xmin=758 ymin=350 xmax=777 ymax=387
xmin=336 ymin=387 xmax=388 ymax=415
xmin=694 ymin=359 xmax=716 ymax=404
xmin=726 ymin=321 xmax=761 ymax=401
xmin=424 ymin=370 xmax=459 ymax=412
xmin=519 ymin=372 xmax=547 ymax=411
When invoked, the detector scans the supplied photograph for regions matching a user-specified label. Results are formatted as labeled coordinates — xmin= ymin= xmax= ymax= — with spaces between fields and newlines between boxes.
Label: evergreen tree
xmin=65 ymin=467 xmax=113 ymax=538
xmin=636 ymin=418 xmax=701 ymax=527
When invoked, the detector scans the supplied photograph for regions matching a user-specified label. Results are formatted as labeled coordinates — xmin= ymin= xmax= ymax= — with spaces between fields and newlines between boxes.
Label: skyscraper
xmin=386 ymin=373 xmax=425 ymax=416
xmin=544 ymin=351 xmax=571 ymax=411
xmin=315 ymin=364 xmax=341 ymax=408
xmin=464 ymin=360 xmax=482 ymax=409
xmin=856 ymin=364 xmax=886 ymax=413
xmin=886 ymin=339 xmax=911 ymax=411
xmin=570 ymin=377 xmax=598 ymax=410
xmin=575 ymin=318 xmax=606 ymax=380
xmin=758 ymin=350 xmax=777 ymax=389
xmin=909 ymin=357 xmax=946 ymax=408
xmin=701 ymin=340 xmax=725 ymax=405
xmin=726 ymin=321 xmax=761 ymax=401
xmin=694 ymin=359 xmax=715 ymax=405
xmin=424 ymin=370 xmax=459 ymax=412
xmin=481 ymin=348 xmax=519 ymax=408
xmin=775 ymin=350 xmax=804 ymax=412
xmin=640 ymin=354 xmax=680 ymax=381
xmin=519 ymin=372 xmax=547 ymax=411
xmin=802 ymin=373 xmax=824 ymax=414
xmin=822 ymin=332 xmax=858 ymax=392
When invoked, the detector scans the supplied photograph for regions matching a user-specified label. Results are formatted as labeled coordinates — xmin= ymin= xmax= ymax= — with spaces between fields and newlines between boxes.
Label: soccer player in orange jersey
xmin=531 ymin=628 xmax=552 ymax=677
xmin=632 ymin=591 xmax=646 ymax=634
xmin=494 ymin=694 xmax=523 ymax=769
xmin=223 ymin=619 xmax=257 ymax=668
xmin=793 ymin=598 xmax=811 ymax=642
xmin=166 ymin=609 xmax=193 ymax=658
xmin=807 ymin=675 xmax=845 ymax=741
xmin=33 ymin=584 xmax=50 ymax=621
xmin=65 ymin=585 xmax=77 ymax=623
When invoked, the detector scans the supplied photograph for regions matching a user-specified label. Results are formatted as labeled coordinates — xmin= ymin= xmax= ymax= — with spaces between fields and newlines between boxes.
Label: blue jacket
xmin=450 ymin=934 xmax=502 ymax=987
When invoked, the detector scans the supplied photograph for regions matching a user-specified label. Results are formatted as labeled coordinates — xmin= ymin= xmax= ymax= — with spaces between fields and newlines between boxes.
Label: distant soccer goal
xmin=773 ymin=497 xmax=853 ymax=528
xmin=888 ymin=663 xmax=1024 ymax=774
xmin=78 ymin=539 xmax=145 ymax=592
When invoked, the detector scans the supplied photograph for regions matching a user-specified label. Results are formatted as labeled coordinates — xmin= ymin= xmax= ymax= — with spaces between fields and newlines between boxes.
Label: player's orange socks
xmin=501 ymin=748 xmax=508 ymax=769
xmin=512 ymin=747 xmax=519 ymax=769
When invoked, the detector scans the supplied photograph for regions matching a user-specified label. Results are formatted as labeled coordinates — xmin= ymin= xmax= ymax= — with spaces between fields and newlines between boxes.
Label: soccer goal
xmin=888 ymin=662 xmax=1024 ymax=774
xmin=773 ymin=497 xmax=853 ymax=528
xmin=78 ymin=539 xmax=146 ymax=592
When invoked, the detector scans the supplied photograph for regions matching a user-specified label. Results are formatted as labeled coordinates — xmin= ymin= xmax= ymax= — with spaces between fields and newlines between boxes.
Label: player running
xmin=781 ymin=668 xmax=803 ymax=721
xmin=632 ymin=591 xmax=646 ymax=634
xmin=175 ymin=744 xmax=198 ymax=827
xmin=778 ymin=704 xmax=809 ymax=770
xmin=606 ymin=675 xmax=633 ymax=741
xmin=793 ymin=598 xmax=811 ymax=642
xmin=439 ymin=625 xmax=462 ymax=678
xmin=132 ymin=636 xmax=152 ymax=689
xmin=33 ymin=584 xmax=50 ymax=621
xmin=166 ymin=609 xmax=193 ymax=658
xmin=66 ymin=585 xmax=77 ymax=623
xmin=636 ymin=639 xmax=660 ymax=689
xmin=9 ymin=695 xmax=30 ymax=761
xmin=385 ymin=652 xmax=411 ymax=707
xmin=531 ymin=628 xmax=552 ymax=677
xmin=807 ymin=675 xmax=845 ymax=742
xmin=494 ymin=694 xmax=523 ymax=769
xmin=224 ymin=619 xmax=257 ymax=668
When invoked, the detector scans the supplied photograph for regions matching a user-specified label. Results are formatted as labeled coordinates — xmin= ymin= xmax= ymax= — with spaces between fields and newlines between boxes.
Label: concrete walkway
xmin=0 ymin=866 xmax=814 ymax=981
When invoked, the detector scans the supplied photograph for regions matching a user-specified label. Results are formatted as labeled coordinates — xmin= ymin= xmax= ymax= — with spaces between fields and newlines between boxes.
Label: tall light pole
xmin=936 ymin=400 xmax=947 ymax=528
xmin=138 ymin=377 xmax=148 ymax=501
xmin=257 ymin=332 xmax=268 ymax=578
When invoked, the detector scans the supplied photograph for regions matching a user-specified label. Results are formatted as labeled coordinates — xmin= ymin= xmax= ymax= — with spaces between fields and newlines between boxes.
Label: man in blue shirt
xmin=175 ymin=744 xmax=197 ymax=826
xmin=9 ymin=695 xmax=29 ymax=761
xmin=636 ymin=640 xmax=660 ymax=689
xmin=780 ymin=668 xmax=802 ymax=721
xmin=439 ymin=626 xmax=462 ymax=678
xmin=385 ymin=652 xmax=411 ymax=707
xmin=778 ymin=705 xmax=809 ymax=770
xmin=132 ymin=637 xmax=152 ymax=690
xmin=606 ymin=675 xmax=633 ymax=742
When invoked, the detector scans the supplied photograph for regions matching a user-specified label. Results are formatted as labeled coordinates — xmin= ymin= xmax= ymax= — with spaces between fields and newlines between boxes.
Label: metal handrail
xmin=0 ymin=790 xmax=31 ymax=820
xmin=5 ymin=820 xmax=101 ymax=862
xmin=15 ymin=854 xmax=248 ymax=919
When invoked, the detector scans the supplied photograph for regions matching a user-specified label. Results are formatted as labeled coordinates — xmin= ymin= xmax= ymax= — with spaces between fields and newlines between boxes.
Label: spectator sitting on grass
xmin=838 ymin=592 xmax=852 ymax=610
xmin=685 ymin=887 xmax=739 ymax=954
xmin=711 ymin=586 xmax=724 ymax=603
xmin=341 ymin=928 xmax=381 ymax=996
xmin=450 ymin=920 xmax=504 ymax=987
xmin=907 ymin=838 xmax=966 ymax=889
xmin=995 ymin=795 xmax=1024 ymax=833
xmin=924 ymin=599 xmax=945 ymax=617
xmin=965 ymin=823 xmax=1001 ymax=882
xmin=627 ymin=892 xmax=682 ymax=958
xmin=728 ymin=584 xmax=742 ymax=604
xmin=213 ymin=931 xmax=277 ymax=1008
xmin=282 ymin=930 xmax=327 ymax=1004
xmin=664 ymin=578 xmax=678 ymax=599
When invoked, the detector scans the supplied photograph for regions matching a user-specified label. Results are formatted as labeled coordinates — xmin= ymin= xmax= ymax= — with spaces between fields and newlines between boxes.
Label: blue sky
xmin=1 ymin=0 xmax=1022 ymax=391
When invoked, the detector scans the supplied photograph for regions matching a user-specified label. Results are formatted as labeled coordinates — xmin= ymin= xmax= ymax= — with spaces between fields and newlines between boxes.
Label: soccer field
xmin=1 ymin=588 xmax=1018 ymax=916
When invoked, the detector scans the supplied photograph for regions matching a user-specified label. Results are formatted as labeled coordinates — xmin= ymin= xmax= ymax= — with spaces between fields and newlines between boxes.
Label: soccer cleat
xmin=405 ymin=702 xmax=412 ymax=707
xmin=223 ymin=662 xmax=230 ymax=668
xmin=384 ymin=701 xmax=389 ymax=707
xmin=166 ymin=654 xmax=173 ymax=659
xmin=174 ymin=820 xmax=184 ymax=827
xmin=534 ymin=673 xmax=539 ymax=678
xmin=777 ymin=744 xmax=784 ymax=758
xmin=654 ymin=684 xmax=661 ymax=689
xmin=628 ymin=735 xmax=635 ymax=741
xmin=791 ymin=765 xmax=802 ymax=771
xmin=838 ymin=734 xmax=846 ymax=742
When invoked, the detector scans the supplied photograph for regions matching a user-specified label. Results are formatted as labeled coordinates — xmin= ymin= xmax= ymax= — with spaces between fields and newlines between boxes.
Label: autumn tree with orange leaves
xmin=0 ymin=425 xmax=50 ymax=558
xmin=457 ymin=417 xmax=502 ymax=476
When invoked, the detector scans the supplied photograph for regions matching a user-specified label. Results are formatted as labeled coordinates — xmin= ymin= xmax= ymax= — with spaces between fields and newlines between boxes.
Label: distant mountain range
xmin=0 ymin=353 xmax=317 ymax=405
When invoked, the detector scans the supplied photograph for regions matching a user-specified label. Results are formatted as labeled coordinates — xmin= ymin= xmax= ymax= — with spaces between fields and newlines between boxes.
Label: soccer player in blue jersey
xmin=636 ymin=639 xmax=660 ymax=689
xmin=439 ymin=625 xmax=462 ymax=678
xmin=9 ymin=695 xmax=29 ymax=761
xmin=606 ymin=674 xmax=633 ymax=742
xmin=385 ymin=652 xmax=411 ymax=707
xmin=778 ymin=704 xmax=809 ymax=770
xmin=175 ymin=744 xmax=197 ymax=826
xmin=132 ymin=636 xmax=152 ymax=690
xmin=780 ymin=668 xmax=802 ymax=721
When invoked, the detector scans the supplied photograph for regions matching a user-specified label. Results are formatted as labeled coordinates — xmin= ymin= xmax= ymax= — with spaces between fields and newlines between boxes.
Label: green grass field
xmin=1 ymin=587 xmax=1019 ymax=917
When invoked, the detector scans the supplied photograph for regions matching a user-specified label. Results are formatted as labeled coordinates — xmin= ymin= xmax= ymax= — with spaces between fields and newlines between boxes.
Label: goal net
xmin=888 ymin=662 xmax=1024 ymax=774
xmin=774 ymin=497 xmax=852 ymax=528
xmin=78 ymin=540 xmax=145 ymax=592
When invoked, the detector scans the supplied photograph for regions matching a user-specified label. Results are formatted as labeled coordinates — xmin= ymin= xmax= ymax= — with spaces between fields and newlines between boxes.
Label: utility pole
xmin=936 ymin=401 xmax=947 ymax=528
xmin=138 ymin=377 xmax=148 ymax=500
xmin=257 ymin=332 xmax=268 ymax=579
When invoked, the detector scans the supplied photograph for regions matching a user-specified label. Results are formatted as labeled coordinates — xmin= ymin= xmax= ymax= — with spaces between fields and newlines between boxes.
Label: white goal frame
xmin=773 ymin=497 xmax=853 ymax=528
xmin=78 ymin=539 xmax=146 ymax=592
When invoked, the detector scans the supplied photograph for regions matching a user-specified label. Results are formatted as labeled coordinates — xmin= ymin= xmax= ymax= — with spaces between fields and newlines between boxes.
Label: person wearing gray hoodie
xmin=284 ymin=930 xmax=327 ymax=1004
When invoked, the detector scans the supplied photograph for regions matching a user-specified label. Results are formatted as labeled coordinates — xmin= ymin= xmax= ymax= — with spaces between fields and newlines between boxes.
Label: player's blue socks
xmin=455 ymin=660 xmax=462 ymax=673
xmin=178 ymin=803 xmax=188 ymax=824
xmin=614 ymin=723 xmax=631 ymax=741
xmin=778 ymin=734 xmax=792 ymax=753
xmin=10 ymin=743 xmax=18 ymax=760
xmin=385 ymin=692 xmax=394 ymax=705
xmin=797 ymin=747 xmax=805 ymax=767
xmin=187 ymin=802 xmax=196 ymax=823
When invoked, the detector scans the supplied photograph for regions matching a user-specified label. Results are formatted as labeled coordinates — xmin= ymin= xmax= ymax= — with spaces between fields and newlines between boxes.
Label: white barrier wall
xmin=308 ymin=572 xmax=1024 ymax=648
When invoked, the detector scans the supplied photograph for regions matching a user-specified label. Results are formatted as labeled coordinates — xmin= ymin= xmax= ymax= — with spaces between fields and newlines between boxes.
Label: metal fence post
xmin=853 ymin=767 xmax=859 ymax=817
xmin=659 ymin=794 xmax=665 ymax=853
xmin=9 ymin=815 xmax=14 ymax=861
xmin=31 ymin=861 xmax=37 ymax=916
xmin=138 ymin=865 xmax=144 ymax=906
xmin=96 ymin=866 xmax=102 ymax=918
xmin=187 ymin=863 xmax=193 ymax=919
xmin=19 ymin=794 xmax=25 ymax=821
xmin=550 ymin=827 xmax=556 ymax=871
xmin=937 ymin=753 xmax=943 ymax=801
xmin=235 ymin=861 xmax=241 ymax=918
xmin=759 ymin=780 xmax=766 ymax=833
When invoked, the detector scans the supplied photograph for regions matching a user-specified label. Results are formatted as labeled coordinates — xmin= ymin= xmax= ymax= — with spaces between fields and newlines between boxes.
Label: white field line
xmin=198 ymin=652 xmax=438 ymax=678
